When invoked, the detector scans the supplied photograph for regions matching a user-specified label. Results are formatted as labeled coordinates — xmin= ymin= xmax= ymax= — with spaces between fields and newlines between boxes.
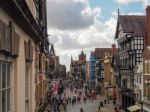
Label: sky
xmin=47 ymin=0 xmax=148 ymax=71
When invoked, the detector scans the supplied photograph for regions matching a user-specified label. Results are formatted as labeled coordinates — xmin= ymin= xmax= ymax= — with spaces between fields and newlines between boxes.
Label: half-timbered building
xmin=114 ymin=14 xmax=146 ymax=111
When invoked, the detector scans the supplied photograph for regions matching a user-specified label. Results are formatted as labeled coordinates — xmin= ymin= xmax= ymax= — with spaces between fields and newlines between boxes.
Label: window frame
xmin=25 ymin=64 xmax=30 ymax=112
xmin=0 ymin=62 xmax=11 ymax=112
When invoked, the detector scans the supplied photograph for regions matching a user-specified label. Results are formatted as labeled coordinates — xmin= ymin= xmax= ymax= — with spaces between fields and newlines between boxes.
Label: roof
xmin=95 ymin=48 xmax=112 ymax=59
xmin=80 ymin=50 xmax=85 ymax=56
xmin=115 ymin=15 xmax=146 ymax=39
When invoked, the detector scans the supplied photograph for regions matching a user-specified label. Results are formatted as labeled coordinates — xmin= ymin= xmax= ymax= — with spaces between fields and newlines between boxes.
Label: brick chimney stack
xmin=146 ymin=6 xmax=150 ymax=46
xmin=112 ymin=44 xmax=116 ymax=54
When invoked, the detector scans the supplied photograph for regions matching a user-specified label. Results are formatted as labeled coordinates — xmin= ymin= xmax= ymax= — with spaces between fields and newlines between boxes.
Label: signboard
xmin=51 ymin=80 xmax=60 ymax=96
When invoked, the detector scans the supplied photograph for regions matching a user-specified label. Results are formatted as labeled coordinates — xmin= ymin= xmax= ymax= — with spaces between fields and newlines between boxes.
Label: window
xmin=135 ymin=39 xmax=137 ymax=44
xmin=138 ymin=40 xmax=140 ymax=44
xmin=135 ymin=45 xmax=137 ymax=49
xmin=139 ymin=75 xmax=141 ymax=83
xmin=25 ymin=65 xmax=30 ymax=112
xmin=146 ymin=62 xmax=149 ymax=74
xmin=0 ymin=62 xmax=11 ymax=112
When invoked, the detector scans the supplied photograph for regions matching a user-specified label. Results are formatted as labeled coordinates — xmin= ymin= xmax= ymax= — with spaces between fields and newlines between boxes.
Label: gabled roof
xmin=115 ymin=15 xmax=146 ymax=39
xmin=95 ymin=48 xmax=112 ymax=59
xmin=80 ymin=50 xmax=86 ymax=56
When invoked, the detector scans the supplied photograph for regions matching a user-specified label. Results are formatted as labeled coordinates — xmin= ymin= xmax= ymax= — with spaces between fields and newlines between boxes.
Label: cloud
xmin=48 ymin=16 xmax=117 ymax=70
xmin=47 ymin=0 xmax=100 ymax=30
xmin=114 ymin=0 xmax=148 ymax=7
xmin=128 ymin=12 xmax=144 ymax=15
xmin=47 ymin=0 xmax=117 ymax=70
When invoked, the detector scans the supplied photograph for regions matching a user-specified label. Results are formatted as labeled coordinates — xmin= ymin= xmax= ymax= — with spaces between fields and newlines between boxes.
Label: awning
xmin=127 ymin=105 xmax=141 ymax=112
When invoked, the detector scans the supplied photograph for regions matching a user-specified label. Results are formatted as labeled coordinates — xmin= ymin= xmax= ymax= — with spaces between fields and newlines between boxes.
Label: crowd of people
xmin=47 ymin=84 xmax=99 ymax=112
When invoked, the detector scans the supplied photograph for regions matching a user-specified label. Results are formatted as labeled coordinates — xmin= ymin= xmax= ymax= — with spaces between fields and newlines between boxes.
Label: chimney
xmin=146 ymin=6 xmax=150 ymax=46
xmin=112 ymin=44 xmax=116 ymax=54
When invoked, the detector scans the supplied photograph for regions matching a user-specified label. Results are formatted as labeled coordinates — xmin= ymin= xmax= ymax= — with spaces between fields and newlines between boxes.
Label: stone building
xmin=70 ymin=51 xmax=87 ymax=88
xmin=94 ymin=48 xmax=112 ymax=94
xmin=0 ymin=0 xmax=49 ymax=112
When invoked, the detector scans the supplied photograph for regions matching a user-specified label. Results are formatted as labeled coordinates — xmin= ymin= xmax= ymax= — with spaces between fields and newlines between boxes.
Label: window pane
xmin=141 ymin=45 xmax=143 ymax=49
xmin=138 ymin=45 xmax=141 ymax=49
xmin=138 ymin=40 xmax=140 ymax=44
xmin=7 ymin=64 xmax=10 ymax=87
xmin=25 ymin=66 xmax=29 ymax=99
xmin=2 ymin=63 xmax=6 ymax=89
xmin=0 ymin=63 xmax=1 ymax=90
xmin=2 ymin=90 xmax=6 ymax=112
xmin=25 ymin=84 xmax=28 ymax=98
xmin=7 ymin=89 xmax=10 ymax=112
xmin=135 ymin=40 xmax=137 ymax=44
xmin=0 ymin=91 xmax=1 ymax=112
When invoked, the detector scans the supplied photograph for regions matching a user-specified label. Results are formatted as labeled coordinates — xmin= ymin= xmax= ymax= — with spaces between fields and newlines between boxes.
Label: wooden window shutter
xmin=3 ymin=23 xmax=10 ymax=53
xmin=35 ymin=50 xmax=39 ymax=68
xmin=15 ymin=33 xmax=20 ymax=56
xmin=9 ymin=21 xmax=15 ymax=56
xmin=1 ymin=22 xmax=7 ymax=51
xmin=0 ymin=20 xmax=3 ymax=50
xmin=4 ymin=25 xmax=11 ymax=53
xmin=3 ymin=23 xmax=6 ymax=51
xmin=25 ymin=40 xmax=33 ymax=62
xmin=14 ymin=32 xmax=17 ymax=55
xmin=7 ymin=25 xmax=11 ymax=52
xmin=30 ymin=46 xmax=33 ymax=61
xmin=24 ymin=41 xmax=28 ymax=61
xmin=29 ymin=40 xmax=33 ymax=61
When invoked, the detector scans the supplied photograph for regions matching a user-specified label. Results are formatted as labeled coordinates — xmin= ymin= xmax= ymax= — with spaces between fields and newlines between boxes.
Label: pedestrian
xmin=113 ymin=100 xmax=116 ymax=105
xmin=83 ymin=96 xmax=86 ymax=103
xmin=96 ymin=105 xmax=101 ymax=112
xmin=80 ymin=107 xmax=84 ymax=112
xmin=59 ymin=104 xmax=65 ymax=112
xmin=114 ymin=106 xmax=117 ymax=112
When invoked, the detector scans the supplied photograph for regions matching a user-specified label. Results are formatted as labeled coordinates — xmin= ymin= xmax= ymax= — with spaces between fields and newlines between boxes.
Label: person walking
xmin=96 ymin=105 xmax=101 ymax=112
xmin=59 ymin=104 xmax=65 ymax=112
xmin=83 ymin=96 xmax=86 ymax=103
xmin=80 ymin=107 xmax=84 ymax=112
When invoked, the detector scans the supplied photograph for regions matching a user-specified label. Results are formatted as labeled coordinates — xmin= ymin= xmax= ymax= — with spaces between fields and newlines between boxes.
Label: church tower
xmin=79 ymin=50 xmax=86 ymax=62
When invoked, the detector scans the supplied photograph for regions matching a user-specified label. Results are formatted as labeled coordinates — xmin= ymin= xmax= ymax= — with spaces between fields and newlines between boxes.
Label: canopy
xmin=127 ymin=105 xmax=141 ymax=112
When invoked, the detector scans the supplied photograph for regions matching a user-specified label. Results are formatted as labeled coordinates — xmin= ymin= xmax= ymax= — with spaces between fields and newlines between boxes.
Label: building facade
xmin=94 ymin=48 xmax=112 ymax=95
xmin=114 ymin=13 xmax=145 ymax=111
xmin=142 ymin=6 xmax=150 ymax=112
xmin=89 ymin=51 xmax=96 ymax=87
xmin=70 ymin=51 xmax=87 ymax=89
xmin=0 ymin=0 xmax=49 ymax=112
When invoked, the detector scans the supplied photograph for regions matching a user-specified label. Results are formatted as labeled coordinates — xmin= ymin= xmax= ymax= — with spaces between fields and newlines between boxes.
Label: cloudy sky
xmin=47 ymin=0 xmax=148 ymax=70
